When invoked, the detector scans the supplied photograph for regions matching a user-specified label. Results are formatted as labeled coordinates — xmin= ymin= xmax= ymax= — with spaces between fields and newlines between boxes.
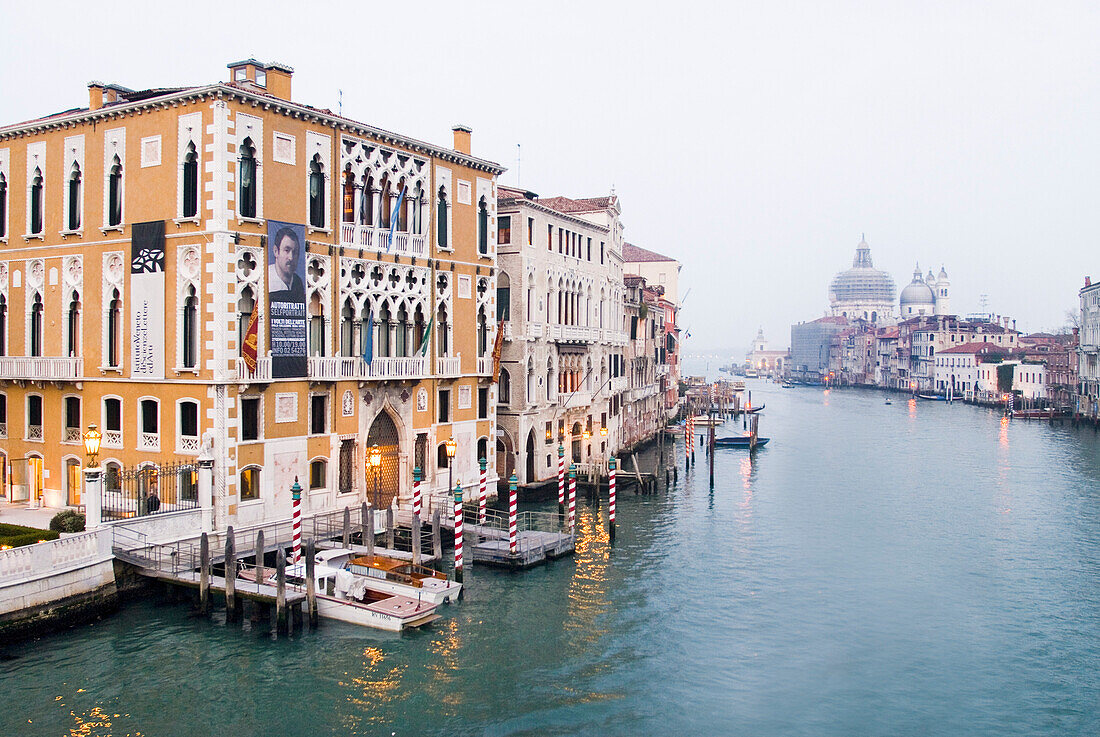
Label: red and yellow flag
xmin=242 ymin=309 xmax=259 ymax=373
xmin=491 ymin=319 xmax=505 ymax=383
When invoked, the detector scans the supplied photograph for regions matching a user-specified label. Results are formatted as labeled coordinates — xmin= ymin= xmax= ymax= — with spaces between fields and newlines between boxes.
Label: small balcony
xmin=436 ymin=355 xmax=461 ymax=377
xmin=27 ymin=424 xmax=43 ymax=441
xmin=103 ymin=429 xmax=123 ymax=448
xmin=530 ymin=323 xmax=544 ymax=339
xmin=309 ymin=356 xmax=427 ymax=381
xmin=63 ymin=427 xmax=81 ymax=444
xmin=138 ymin=432 xmax=160 ymax=452
xmin=339 ymin=223 xmax=427 ymax=258
xmin=501 ymin=321 xmax=514 ymax=342
xmin=559 ymin=390 xmax=593 ymax=408
xmin=477 ymin=356 xmax=493 ymax=376
xmin=236 ymin=357 xmax=272 ymax=381
xmin=610 ymin=376 xmax=629 ymax=394
xmin=0 ymin=356 xmax=82 ymax=381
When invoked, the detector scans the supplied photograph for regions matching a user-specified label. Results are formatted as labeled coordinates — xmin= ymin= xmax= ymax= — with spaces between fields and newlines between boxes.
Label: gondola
xmin=714 ymin=435 xmax=770 ymax=448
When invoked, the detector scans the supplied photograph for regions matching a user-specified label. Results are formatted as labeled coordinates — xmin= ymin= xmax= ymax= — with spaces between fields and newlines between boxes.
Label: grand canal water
xmin=4 ymin=379 xmax=1100 ymax=736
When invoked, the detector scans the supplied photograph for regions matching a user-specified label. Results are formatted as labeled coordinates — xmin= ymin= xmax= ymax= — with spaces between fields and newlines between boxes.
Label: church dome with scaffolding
xmin=828 ymin=236 xmax=897 ymax=324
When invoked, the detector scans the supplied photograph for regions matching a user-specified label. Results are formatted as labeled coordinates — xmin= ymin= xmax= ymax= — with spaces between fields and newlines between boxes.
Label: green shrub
xmin=0 ymin=523 xmax=60 ymax=548
xmin=49 ymin=510 xmax=86 ymax=533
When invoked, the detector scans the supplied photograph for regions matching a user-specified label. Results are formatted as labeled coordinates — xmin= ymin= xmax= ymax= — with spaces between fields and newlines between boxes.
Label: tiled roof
xmin=540 ymin=195 xmax=614 ymax=214
xmin=939 ymin=342 xmax=1010 ymax=355
xmin=623 ymin=242 xmax=676 ymax=263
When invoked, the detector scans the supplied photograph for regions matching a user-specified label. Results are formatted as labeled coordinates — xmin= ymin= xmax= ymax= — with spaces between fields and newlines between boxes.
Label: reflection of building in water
xmin=0 ymin=58 xmax=503 ymax=528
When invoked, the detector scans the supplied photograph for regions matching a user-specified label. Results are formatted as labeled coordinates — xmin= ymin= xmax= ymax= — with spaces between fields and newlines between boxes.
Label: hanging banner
xmin=267 ymin=220 xmax=308 ymax=378
xmin=130 ymin=220 xmax=165 ymax=379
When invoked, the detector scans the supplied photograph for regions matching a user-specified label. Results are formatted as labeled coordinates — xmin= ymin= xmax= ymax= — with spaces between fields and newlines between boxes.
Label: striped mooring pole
xmin=557 ymin=444 xmax=566 ymax=513
xmin=478 ymin=457 xmax=487 ymax=525
xmin=453 ymin=482 xmax=464 ymax=582
xmin=290 ymin=476 xmax=302 ymax=565
xmin=412 ymin=465 xmax=422 ymax=519
xmin=608 ymin=457 xmax=617 ymax=541
xmin=567 ymin=463 xmax=577 ymax=532
xmin=508 ymin=472 xmax=518 ymax=555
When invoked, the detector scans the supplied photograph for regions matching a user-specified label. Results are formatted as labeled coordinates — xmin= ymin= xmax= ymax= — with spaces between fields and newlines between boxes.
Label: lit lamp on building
xmin=583 ymin=428 xmax=591 ymax=458
xmin=445 ymin=437 xmax=457 ymax=497
xmin=82 ymin=424 xmax=104 ymax=529
xmin=83 ymin=423 xmax=102 ymax=469
xmin=369 ymin=443 xmax=382 ymax=509
xmin=600 ymin=425 xmax=608 ymax=466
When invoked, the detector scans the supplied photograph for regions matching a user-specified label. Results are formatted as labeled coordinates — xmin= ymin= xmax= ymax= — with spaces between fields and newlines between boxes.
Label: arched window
xmin=29 ymin=293 xmax=43 ymax=357
xmin=379 ymin=176 xmax=391 ymax=230
xmin=437 ymin=304 xmax=449 ymax=356
xmin=0 ymin=294 xmax=7 ymax=356
xmin=239 ymin=466 xmax=260 ymax=501
xmin=107 ymin=155 xmax=123 ymax=227
xmin=360 ymin=174 xmax=374 ymax=226
xmin=526 ymin=358 xmax=534 ymax=403
xmin=477 ymin=437 xmax=489 ymax=464
xmin=412 ymin=306 xmax=425 ymax=355
xmin=0 ymin=173 xmax=7 ymax=238
xmin=238 ymin=138 xmax=257 ymax=218
xmin=342 ymin=166 xmax=355 ymax=223
xmin=309 ymin=155 xmax=325 ymax=228
xmin=477 ymin=307 xmax=488 ymax=356
xmin=237 ymin=286 xmax=255 ymax=358
xmin=182 ymin=285 xmax=198 ymax=368
xmin=477 ymin=196 xmax=488 ymax=255
xmin=412 ymin=183 xmax=423 ymax=234
xmin=437 ymin=443 xmax=449 ymax=469
xmin=66 ymin=291 xmax=80 ymax=357
xmin=182 ymin=143 xmax=199 ymax=218
xmin=107 ymin=289 xmax=121 ymax=368
xmin=26 ymin=395 xmax=43 ymax=440
xmin=436 ymin=186 xmax=448 ymax=248
xmin=377 ymin=304 xmax=391 ymax=358
xmin=29 ymin=168 xmax=43 ymax=234
xmin=499 ymin=368 xmax=511 ymax=405
xmin=309 ymin=292 xmax=326 ymax=357
xmin=67 ymin=163 xmax=82 ymax=231
xmin=360 ymin=301 xmax=373 ymax=358
xmin=546 ymin=357 xmax=555 ymax=401
xmin=340 ymin=298 xmax=355 ymax=356
xmin=179 ymin=400 xmax=199 ymax=448
xmin=396 ymin=178 xmax=408 ymax=232
xmin=396 ymin=305 xmax=408 ymax=357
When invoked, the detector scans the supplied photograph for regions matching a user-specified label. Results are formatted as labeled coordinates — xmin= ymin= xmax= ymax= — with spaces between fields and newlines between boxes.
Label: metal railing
xmin=102 ymin=461 xmax=199 ymax=522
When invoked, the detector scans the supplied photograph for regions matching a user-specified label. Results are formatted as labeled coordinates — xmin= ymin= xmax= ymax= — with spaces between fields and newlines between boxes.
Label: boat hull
xmin=714 ymin=437 xmax=770 ymax=448
xmin=316 ymin=594 xmax=439 ymax=631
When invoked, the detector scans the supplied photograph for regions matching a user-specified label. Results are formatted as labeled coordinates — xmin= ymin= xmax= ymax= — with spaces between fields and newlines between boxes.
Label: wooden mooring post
xmin=225 ymin=526 xmax=238 ymax=622
xmin=342 ymin=507 xmax=351 ymax=548
xmin=305 ymin=538 xmax=317 ymax=628
xmin=254 ymin=530 xmax=265 ymax=590
xmin=412 ymin=512 xmax=422 ymax=566
xmin=199 ymin=532 xmax=211 ymax=615
xmin=275 ymin=550 xmax=287 ymax=635
xmin=385 ymin=508 xmax=395 ymax=549
xmin=365 ymin=506 xmax=375 ymax=557
xmin=432 ymin=509 xmax=442 ymax=561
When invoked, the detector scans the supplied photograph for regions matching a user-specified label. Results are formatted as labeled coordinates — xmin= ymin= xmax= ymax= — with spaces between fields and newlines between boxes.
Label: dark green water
xmin=4 ymin=381 xmax=1100 ymax=736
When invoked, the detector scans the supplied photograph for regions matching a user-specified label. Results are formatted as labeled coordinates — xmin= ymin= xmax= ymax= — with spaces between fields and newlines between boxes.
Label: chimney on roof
xmin=452 ymin=124 xmax=472 ymax=155
xmin=88 ymin=82 xmax=104 ymax=111
xmin=227 ymin=59 xmax=294 ymax=101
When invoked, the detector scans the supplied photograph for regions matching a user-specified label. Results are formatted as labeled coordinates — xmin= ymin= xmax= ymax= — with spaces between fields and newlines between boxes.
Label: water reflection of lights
xmin=66 ymin=705 xmax=117 ymax=736
xmin=343 ymin=644 xmax=411 ymax=724
xmin=908 ymin=398 xmax=917 ymax=420
xmin=565 ymin=508 xmax=611 ymax=650
xmin=740 ymin=457 xmax=754 ymax=493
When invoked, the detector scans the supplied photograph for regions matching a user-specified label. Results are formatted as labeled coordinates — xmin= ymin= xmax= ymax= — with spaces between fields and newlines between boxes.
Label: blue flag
xmin=362 ymin=308 xmax=374 ymax=365
xmin=387 ymin=186 xmax=407 ymax=251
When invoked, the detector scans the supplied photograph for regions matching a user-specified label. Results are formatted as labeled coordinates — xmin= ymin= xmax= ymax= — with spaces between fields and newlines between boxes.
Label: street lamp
xmin=369 ymin=443 xmax=382 ymax=509
xmin=445 ymin=437 xmax=457 ymax=496
xmin=83 ymin=423 xmax=102 ymax=469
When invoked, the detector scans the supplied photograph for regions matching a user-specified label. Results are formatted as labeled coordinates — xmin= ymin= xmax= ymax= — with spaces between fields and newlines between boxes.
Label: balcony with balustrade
xmin=610 ymin=376 xmax=629 ymax=394
xmin=339 ymin=223 xmax=427 ymax=258
xmin=0 ymin=357 xmax=82 ymax=381
xmin=436 ymin=355 xmax=461 ymax=377
xmin=308 ymin=356 xmax=427 ymax=381
xmin=476 ymin=356 xmax=493 ymax=376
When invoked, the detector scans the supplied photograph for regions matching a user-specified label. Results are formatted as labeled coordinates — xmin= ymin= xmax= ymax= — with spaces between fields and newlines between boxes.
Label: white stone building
xmin=494 ymin=188 xmax=628 ymax=487
xmin=829 ymin=237 xmax=897 ymax=325
xmin=1078 ymin=278 xmax=1100 ymax=417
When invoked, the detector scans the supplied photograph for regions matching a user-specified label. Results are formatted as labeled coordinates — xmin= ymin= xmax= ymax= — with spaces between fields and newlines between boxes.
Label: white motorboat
xmin=240 ymin=561 xmax=440 ymax=632
xmin=315 ymin=548 xmax=462 ymax=605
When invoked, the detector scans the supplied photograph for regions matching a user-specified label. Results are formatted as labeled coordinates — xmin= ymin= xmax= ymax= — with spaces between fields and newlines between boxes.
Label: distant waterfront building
xmin=747 ymin=328 xmax=788 ymax=376
xmin=790 ymin=316 xmax=847 ymax=382
xmin=623 ymin=243 xmax=682 ymax=419
xmin=900 ymin=264 xmax=951 ymax=318
xmin=494 ymin=187 xmax=627 ymax=487
xmin=829 ymin=236 xmax=896 ymax=325
xmin=1078 ymin=277 xmax=1100 ymax=417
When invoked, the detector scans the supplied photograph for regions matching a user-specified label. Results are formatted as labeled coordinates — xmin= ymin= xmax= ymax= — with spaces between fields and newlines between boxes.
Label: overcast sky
xmin=4 ymin=1 xmax=1098 ymax=354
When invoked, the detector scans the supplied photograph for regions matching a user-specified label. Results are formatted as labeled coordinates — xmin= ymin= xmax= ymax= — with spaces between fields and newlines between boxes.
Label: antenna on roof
xmin=338 ymin=89 xmax=343 ymax=117
xmin=516 ymin=143 xmax=521 ymax=186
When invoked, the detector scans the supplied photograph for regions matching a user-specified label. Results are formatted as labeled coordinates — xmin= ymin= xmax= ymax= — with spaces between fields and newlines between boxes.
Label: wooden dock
xmin=466 ymin=523 xmax=574 ymax=569
xmin=143 ymin=569 xmax=306 ymax=608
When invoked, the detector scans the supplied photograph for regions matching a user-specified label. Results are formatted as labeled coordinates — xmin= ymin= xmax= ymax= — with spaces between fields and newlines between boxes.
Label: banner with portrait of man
xmin=267 ymin=220 xmax=308 ymax=378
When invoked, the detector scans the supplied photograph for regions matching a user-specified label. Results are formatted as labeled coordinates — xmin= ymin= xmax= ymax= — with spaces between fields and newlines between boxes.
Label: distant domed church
xmin=829 ymin=236 xmax=897 ymax=325
xmin=900 ymin=264 xmax=951 ymax=317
